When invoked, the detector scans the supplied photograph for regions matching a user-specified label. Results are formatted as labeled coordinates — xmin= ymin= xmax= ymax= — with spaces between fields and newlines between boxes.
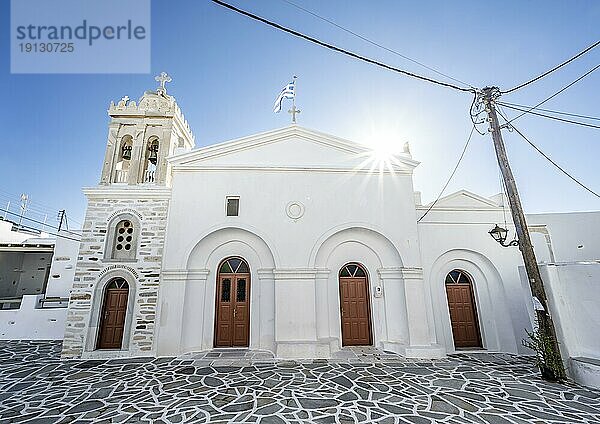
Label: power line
xmin=0 ymin=190 xmax=83 ymax=229
xmin=496 ymin=109 xmax=600 ymax=199
xmin=6 ymin=221 xmax=83 ymax=243
xmin=2 ymin=209 xmax=82 ymax=238
xmin=498 ymin=102 xmax=600 ymax=130
xmin=211 ymin=0 xmax=474 ymax=93
xmin=278 ymin=0 xmax=475 ymax=90
xmin=0 ymin=188 xmax=63 ymax=214
xmin=418 ymin=125 xmax=476 ymax=222
xmin=0 ymin=191 xmax=66 ymax=223
xmin=505 ymin=63 xmax=600 ymax=125
xmin=502 ymin=40 xmax=600 ymax=94
xmin=499 ymin=101 xmax=600 ymax=122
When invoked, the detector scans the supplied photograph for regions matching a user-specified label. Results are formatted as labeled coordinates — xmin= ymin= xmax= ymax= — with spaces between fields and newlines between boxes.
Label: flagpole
xmin=292 ymin=75 xmax=297 ymax=124
xmin=290 ymin=75 xmax=299 ymax=124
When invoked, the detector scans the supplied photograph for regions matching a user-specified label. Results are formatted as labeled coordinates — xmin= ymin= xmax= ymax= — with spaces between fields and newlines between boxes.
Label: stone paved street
xmin=1 ymin=341 xmax=600 ymax=423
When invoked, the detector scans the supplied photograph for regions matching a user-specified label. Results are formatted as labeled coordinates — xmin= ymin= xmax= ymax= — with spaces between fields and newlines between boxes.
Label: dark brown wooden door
xmin=97 ymin=285 xmax=128 ymax=349
xmin=215 ymin=258 xmax=250 ymax=347
xmin=340 ymin=270 xmax=372 ymax=346
xmin=446 ymin=283 xmax=482 ymax=348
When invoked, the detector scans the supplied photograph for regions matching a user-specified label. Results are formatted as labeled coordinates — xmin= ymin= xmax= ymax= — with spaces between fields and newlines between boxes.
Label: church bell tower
xmin=100 ymin=72 xmax=195 ymax=187
xmin=62 ymin=73 xmax=195 ymax=359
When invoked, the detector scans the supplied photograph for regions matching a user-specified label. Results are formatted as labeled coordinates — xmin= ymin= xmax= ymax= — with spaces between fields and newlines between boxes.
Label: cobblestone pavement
xmin=1 ymin=341 xmax=600 ymax=423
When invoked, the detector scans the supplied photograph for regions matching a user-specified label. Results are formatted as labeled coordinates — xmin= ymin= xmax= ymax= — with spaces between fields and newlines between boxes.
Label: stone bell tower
xmin=62 ymin=73 xmax=195 ymax=359
xmin=100 ymin=72 xmax=195 ymax=187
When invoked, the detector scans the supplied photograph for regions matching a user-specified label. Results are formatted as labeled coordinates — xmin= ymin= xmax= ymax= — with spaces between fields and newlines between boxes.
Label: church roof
xmin=421 ymin=190 xmax=502 ymax=210
xmin=169 ymin=125 xmax=419 ymax=172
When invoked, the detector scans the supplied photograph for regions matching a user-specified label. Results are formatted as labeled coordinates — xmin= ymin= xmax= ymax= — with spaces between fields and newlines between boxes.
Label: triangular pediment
xmin=425 ymin=190 xmax=501 ymax=209
xmin=169 ymin=125 xmax=419 ymax=172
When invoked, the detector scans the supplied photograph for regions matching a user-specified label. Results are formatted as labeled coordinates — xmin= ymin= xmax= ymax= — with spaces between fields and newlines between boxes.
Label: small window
xmin=109 ymin=219 xmax=137 ymax=260
xmin=445 ymin=270 xmax=471 ymax=285
xmin=340 ymin=263 xmax=367 ymax=278
xmin=221 ymin=279 xmax=231 ymax=302
xmin=226 ymin=197 xmax=239 ymax=216
xmin=236 ymin=279 xmax=246 ymax=302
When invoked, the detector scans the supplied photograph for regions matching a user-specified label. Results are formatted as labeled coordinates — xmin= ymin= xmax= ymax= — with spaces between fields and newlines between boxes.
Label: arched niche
xmin=311 ymin=226 xmax=403 ymax=268
xmin=429 ymin=249 xmax=518 ymax=353
xmin=85 ymin=269 xmax=137 ymax=355
xmin=179 ymin=227 xmax=277 ymax=354
xmin=310 ymin=226 xmax=404 ymax=353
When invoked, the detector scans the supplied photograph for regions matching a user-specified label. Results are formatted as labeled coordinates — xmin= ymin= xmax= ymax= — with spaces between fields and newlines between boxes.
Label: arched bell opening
xmin=114 ymin=135 xmax=133 ymax=183
xmin=142 ymin=137 xmax=159 ymax=183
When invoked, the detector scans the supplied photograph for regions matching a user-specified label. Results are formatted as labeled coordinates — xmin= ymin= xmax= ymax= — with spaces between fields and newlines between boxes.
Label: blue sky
xmin=1 ymin=0 xmax=599 ymax=229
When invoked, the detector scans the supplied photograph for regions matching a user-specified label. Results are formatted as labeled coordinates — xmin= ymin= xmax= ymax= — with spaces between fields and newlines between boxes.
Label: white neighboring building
xmin=523 ymin=212 xmax=600 ymax=388
xmin=0 ymin=218 xmax=79 ymax=339
xmin=60 ymin=79 xmax=599 ymax=384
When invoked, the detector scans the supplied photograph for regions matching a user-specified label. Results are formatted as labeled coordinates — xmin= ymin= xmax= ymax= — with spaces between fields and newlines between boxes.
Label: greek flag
xmin=273 ymin=80 xmax=295 ymax=113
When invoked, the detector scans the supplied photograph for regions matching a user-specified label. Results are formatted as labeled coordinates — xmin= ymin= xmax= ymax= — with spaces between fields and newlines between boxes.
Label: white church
xmin=60 ymin=75 xmax=599 ymax=369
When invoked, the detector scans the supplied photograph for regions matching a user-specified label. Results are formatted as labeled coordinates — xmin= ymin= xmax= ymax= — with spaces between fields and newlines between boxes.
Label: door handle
xmin=233 ymin=308 xmax=237 ymax=318
xmin=341 ymin=307 xmax=344 ymax=317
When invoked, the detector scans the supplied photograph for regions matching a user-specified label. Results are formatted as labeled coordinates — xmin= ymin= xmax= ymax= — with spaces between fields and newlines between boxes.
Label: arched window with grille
xmin=105 ymin=216 xmax=139 ymax=261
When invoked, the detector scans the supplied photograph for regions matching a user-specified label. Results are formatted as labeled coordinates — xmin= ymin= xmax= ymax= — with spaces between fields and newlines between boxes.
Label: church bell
xmin=121 ymin=145 xmax=132 ymax=161
xmin=148 ymin=145 xmax=158 ymax=165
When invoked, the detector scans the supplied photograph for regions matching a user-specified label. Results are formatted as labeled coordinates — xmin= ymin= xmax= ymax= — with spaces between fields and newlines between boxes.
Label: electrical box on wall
xmin=374 ymin=286 xmax=383 ymax=298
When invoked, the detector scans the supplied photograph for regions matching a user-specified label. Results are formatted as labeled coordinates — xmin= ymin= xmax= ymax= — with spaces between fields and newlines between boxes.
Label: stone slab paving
xmin=1 ymin=341 xmax=600 ymax=423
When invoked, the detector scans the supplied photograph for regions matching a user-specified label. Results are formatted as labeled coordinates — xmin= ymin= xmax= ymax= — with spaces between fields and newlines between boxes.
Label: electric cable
xmin=417 ymin=125 xmax=476 ymax=222
xmin=211 ymin=0 xmax=474 ymax=93
xmin=502 ymin=40 xmax=600 ymax=94
xmin=505 ymin=63 xmax=600 ymax=125
xmin=2 ymin=209 xmax=82 ymax=238
xmin=499 ymin=101 xmax=600 ymax=122
xmin=278 ymin=0 xmax=475 ymax=90
xmin=469 ymin=92 xmax=488 ymax=135
xmin=4 ymin=221 xmax=82 ymax=243
xmin=498 ymin=102 xmax=600 ymax=130
xmin=0 ymin=189 xmax=65 ymax=215
xmin=496 ymin=109 xmax=600 ymax=199
xmin=0 ymin=191 xmax=83 ymax=229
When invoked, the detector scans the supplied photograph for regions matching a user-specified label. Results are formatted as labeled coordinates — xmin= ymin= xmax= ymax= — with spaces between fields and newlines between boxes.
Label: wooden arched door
xmin=97 ymin=278 xmax=129 ymax=349
xmin=445 ymin=270 xmax=482 ymax=348
xmin=339 ymin=263 xmax=372 ymax=346
xmin=214 ymin=257 xmax=251 ymax=347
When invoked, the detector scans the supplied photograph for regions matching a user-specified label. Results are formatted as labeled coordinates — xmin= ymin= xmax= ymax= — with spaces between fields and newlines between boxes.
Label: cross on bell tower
xmin=155 ymin=72 xmax=172 ymax=95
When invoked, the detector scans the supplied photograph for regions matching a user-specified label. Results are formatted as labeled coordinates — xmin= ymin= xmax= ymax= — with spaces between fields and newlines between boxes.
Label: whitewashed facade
xmin=0 ymin=220 xmax=78 ymax=340
xmin=61 ymin=82 xmax=596 ymax=367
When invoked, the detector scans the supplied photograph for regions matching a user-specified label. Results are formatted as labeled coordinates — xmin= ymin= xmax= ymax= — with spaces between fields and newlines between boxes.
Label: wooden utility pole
xmin=482 ymin=86 xmax=565 ymax=379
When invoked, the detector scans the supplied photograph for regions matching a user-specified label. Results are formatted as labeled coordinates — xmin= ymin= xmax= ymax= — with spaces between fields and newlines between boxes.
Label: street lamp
xmin=489 ymin=224 xmax=519 ymax=247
